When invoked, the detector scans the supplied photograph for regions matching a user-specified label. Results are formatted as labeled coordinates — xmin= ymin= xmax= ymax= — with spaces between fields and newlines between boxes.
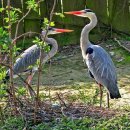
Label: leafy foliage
xmin=55 ymin=12 xmax=65 ymax=18
xmin=26 ymin=0 xmax=38 ymax=12
xmin=4 ymin=10 xmax=19 ymax=24
xmin=17 ymin=87 xmax=26 ymax=96
xmin=0 ymin=117 xmax=24 ymax=130
xmin=0 ymin=67 xmax=7 ymax=98
xmin=33 ymin=36 xmax=51 ymax=52
xmin=42 ymin=18 xmax=55 ymax=29
xmin=0 ymin=27 xmax=10 ymax=47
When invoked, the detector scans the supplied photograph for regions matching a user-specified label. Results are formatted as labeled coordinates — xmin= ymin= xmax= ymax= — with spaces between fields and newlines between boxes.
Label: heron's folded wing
xmin=13 ymin=45 xmax=41 ymax=74
xmin=88 ymin=45 xmax=117 ymax=84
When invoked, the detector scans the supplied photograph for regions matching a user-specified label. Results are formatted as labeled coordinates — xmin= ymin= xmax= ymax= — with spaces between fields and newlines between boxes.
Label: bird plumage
xmin=78 ymin=10 xmax=121 ymax=99
xmin=86 ymin=45 xmax=121 ymax=99
xmin=3 ymin=27 xmax=73 ymax=83
xmin=65 ymin=9 xmax=121 ymax=107
xmin=6 ymin=38 xmax=58 ymax=78
xmin=2 ymin=27 xmax=73 ymax=97
xmin=9 ymin=44 xmax=40 ymax=75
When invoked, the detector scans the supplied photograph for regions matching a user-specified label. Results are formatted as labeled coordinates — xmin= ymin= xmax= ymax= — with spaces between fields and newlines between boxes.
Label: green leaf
xmin=55 ymin=12 xmax=65 ymax=18
xmin=50 ymin=22 xmax=55 ymax=27
xmin=4 ymin=18 xmax=9 ymax=23
xmin=17 ymin=87 xmax=26 ymax=96
xmin=13 ymin=8 xmax=22 ymax=13
xmin=44 ymin=18 xmax=49 ymax=24
xmin=4 ymin=26 xmax=9 ymax=29
xmin=42 ymin=18 xmax=55 ymax=29
xmin=26 ymin=0 xmax=38 ymax=12
xmin=43 ymin=43 xmax=51 ymax=52
xmin=0 ymin=8 xmax=4 ymax=12
xmin=2 ymin=44 xmax=8 ymax=50
xmin=36 ymin=59 xmax=40 ymax=65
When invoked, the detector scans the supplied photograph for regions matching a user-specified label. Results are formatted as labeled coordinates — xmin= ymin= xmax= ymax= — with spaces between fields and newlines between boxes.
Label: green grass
xmin=0 ymin=117 xmax=25 ymax=130
xmin=103 ymin=39 xmax=130 ymax=66
xmin=1 ymin=37 xmax=130 ymax=129
xmin=1 ymin=114 xmax=130 ymax=130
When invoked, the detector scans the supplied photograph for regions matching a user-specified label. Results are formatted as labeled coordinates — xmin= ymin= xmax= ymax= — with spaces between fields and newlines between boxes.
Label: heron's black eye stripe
xmin=48 ymin=27 xmax=54 ymax=31
xmin=86 ymin=47 xmax=93 ymax=54
xmin=85 ymin=9 xmax=93 ymax=12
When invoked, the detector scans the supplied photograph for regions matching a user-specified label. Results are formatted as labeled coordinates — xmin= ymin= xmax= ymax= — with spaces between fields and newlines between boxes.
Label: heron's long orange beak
xmin=54 ymin=28 xmax=74 ymax=33
xmin=64 ymin=11 xmax=83 ymax=15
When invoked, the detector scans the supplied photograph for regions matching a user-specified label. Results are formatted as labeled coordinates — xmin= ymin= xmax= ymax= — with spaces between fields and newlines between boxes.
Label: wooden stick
xmin=56 ymin=93 xmax=67 ymax=108
xmin=114 ymin=38 xmax=130 ymax=53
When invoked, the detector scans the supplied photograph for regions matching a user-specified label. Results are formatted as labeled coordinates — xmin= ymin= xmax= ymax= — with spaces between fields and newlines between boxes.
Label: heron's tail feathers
xmin=110 ymin=91 xmax=121 ymax=99
xmin=107 ymin=83 xmax=121 ymax=99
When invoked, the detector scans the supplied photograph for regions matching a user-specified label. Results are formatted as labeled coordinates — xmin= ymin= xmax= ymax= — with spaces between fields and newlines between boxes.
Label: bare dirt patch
xmin=15 ymin=43 xmax=130 ymax=109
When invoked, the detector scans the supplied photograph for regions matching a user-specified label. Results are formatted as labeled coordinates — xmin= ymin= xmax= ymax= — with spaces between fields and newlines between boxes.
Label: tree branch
xmin=13 ymin=31 xmax=40 ymax=43
xmin=7 ymin=0 xmax=17 ymax=114
xmin=14 ymin=0 xmax=44 ymax=39
xmin=15 ymin=9 xmax=31 ymax=39
xmin=34 ymin=0 xmax=57 ymax=123
xmin=0 ymin=62 xmax=36 ymax=97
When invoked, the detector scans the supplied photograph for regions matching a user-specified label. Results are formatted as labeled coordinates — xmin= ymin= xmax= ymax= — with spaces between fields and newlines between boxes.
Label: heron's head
xmin=42 ymin=27 xmax=73 ymax=36
xmin=64 ymin=9 xmax=95 ymax=18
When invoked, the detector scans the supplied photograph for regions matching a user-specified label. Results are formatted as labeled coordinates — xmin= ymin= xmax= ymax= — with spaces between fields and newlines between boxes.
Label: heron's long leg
xmin=26 ymin=73 xmax=34 ymax=85
xmin=25 ymin=67 xmax=38 ymax=97
xmin=107 ymin=92 xmax=109 ymax=108
xmin=26 ymin=72 xmax=36 ymax=97
xmin=99 ymin=84 xmax=103 ymax=107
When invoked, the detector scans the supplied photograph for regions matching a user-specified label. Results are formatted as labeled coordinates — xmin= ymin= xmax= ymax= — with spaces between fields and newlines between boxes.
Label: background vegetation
xmin=0 ymin=0 xmax=130 ymax=129
xmin=1 ymin=0 xmax=130 ymax=45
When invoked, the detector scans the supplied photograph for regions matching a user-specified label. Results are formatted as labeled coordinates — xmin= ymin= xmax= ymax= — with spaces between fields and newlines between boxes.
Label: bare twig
xmin=48 ymin=60 xmax=52 ymax=103
xmin=7 ymin=0 xmax=17 ymax=114
xmin=114 ymin=38 xmax=130 ymax=53
xmin=13 ymin=32 xmax=40 ymax=43
xmin=15 ymin=9 xmax=31 ymax=39
xmin=56 ymin=93 xmax=67 ymax=108
xmin=14 ymin=0 xmax=44 ymax=39
xmin=34 ymin=0 xmax=57 ymax=123
xmin=5 ymin=88 xmax=24 ymax=107
xmin=0 ymin=106 xmax=5 ymax=124
xmin=45 ymin=0 xmax=62 ymax=99
xmin=0 ymin=62 xmax=36 ymax=97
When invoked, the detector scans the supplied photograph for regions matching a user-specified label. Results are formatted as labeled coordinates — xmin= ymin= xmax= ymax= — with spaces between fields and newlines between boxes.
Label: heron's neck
xmin=80 ymin=14 xmax=97 ymax=58
xmin=48 ymin=38 xmax=58 ymax=57
xmin=42 ymin=38 xmax=58 ymax=64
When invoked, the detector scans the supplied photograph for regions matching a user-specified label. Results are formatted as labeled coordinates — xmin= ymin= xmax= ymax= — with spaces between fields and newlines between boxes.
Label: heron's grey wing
xmin=86 ymin=45 xmax=119 ymax=95
xmin=12 ymin=44 xmax=41 ymax=75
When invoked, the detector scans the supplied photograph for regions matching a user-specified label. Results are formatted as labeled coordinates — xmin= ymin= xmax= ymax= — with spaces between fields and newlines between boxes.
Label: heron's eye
xmin=84 ymin=9 xmax=93 ymax=13
xmin=48 ymin=27 xmax=54 ymax=31
xmin=86 ymin=47 xmax=93 ymax=54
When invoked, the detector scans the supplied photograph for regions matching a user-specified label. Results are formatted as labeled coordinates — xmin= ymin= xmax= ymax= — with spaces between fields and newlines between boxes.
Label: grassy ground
xmin=1 ymin=39 xmax=130 ymax=129
xmin=29 ymin=39 xmax=130 ymax=109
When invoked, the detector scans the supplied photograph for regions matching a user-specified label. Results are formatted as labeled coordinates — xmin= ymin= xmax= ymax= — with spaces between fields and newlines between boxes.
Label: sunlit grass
xmin=1 ymin=114 xmax=130 ymax=130
xmin=1 ymin=38 xmax=130 ymax=129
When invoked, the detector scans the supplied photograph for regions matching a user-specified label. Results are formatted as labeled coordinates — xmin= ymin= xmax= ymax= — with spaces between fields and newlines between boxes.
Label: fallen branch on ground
xmin=114 ymin=38 xmax=130 ymax=53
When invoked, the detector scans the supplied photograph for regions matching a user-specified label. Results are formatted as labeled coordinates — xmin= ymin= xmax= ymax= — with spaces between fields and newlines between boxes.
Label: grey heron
xmin=65 ymin=9 xmax=121 ymax=108
xmin=3 ymin=27 xmax=73 ymax=96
